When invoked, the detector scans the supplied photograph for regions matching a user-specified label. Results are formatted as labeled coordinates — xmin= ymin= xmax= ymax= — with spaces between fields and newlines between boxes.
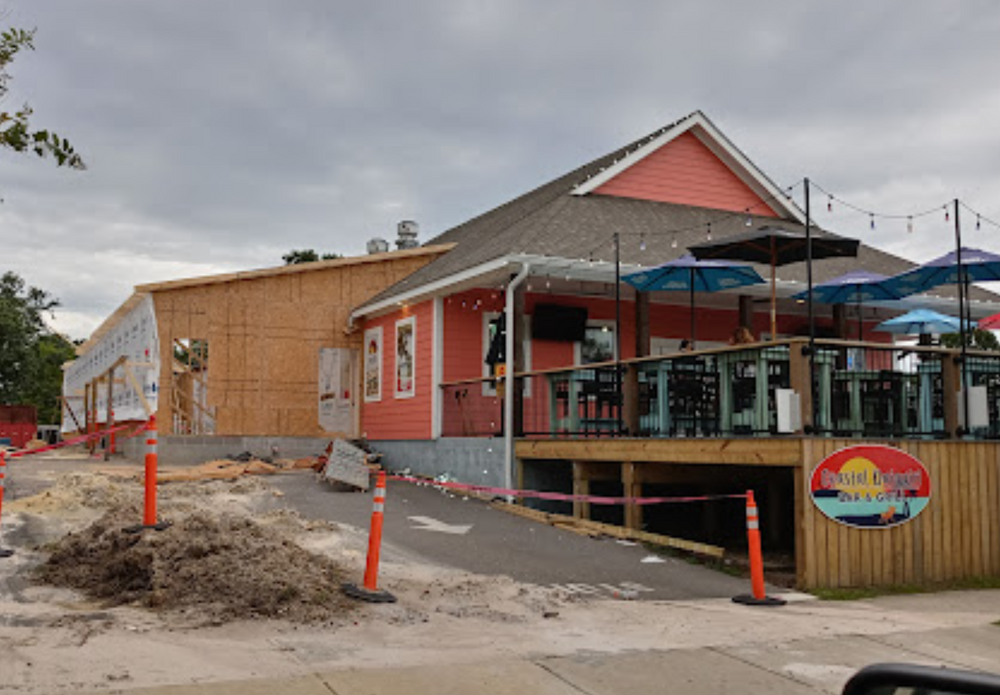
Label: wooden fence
xmin=797 ymin=439 xmax=1000 ymax=589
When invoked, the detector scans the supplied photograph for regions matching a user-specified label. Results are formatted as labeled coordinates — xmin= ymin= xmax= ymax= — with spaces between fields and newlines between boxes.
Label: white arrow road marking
xmin=640 ymin=555 xmax=666 ymax=564
xmin=407 ymin=515 xmax=473 ymax=535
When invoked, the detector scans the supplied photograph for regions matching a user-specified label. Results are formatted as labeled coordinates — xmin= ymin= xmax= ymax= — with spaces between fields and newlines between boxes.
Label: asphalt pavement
xmin=264 ymin=474 xmax=756 ymax=601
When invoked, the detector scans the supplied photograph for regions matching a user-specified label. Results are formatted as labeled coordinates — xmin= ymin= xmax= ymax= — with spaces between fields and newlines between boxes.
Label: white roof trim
xmin=571 ymin=111 xmax=805 ymax=224
xmin=351 ymin=256 xmax=515 ymax=321
xmin=352 ymin=250 xmax=1000 ymax=323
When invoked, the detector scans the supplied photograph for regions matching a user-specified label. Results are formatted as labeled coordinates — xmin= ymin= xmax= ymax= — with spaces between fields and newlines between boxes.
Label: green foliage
xmin=21 ymin=333 xmax=75 ymax=423
xmin=940 ymin=329 xmax=1000 ymax=351
xmin=0 ymin=27 xmax=85 ymax=169
xmin=282 ymin=249 xmax=343 ymax=265
xmin=0 ymin=272 xmax=72 ymax=422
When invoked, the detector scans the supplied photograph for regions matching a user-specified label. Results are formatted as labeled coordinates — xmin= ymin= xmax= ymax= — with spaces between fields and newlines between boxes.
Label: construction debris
xmin=35 ymin=505 xmax=356 ymax=624
xmin=321 ymin=439 xmax=371 ymax=491
xmin=492 ymin=502 xmax=726 ymax=559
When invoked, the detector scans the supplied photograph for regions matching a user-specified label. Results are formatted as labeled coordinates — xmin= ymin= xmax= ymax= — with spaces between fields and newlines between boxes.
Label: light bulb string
xmin=959 ymin=200 xmax=1000 ymax=231
xmin=809 ymin=180 xmax=951 ymax=222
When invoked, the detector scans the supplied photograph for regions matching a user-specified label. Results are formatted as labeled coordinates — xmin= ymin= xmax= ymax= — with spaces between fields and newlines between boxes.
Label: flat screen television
xmin=531 ymin=304 xmax=587 ymax=342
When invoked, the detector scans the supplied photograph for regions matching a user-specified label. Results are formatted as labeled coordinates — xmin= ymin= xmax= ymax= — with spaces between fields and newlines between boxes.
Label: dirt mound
xmin=36 ymin=506 xmax=355 ymax=624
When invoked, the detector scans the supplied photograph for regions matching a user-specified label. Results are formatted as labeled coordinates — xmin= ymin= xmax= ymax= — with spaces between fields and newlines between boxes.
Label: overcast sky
xmin=3 ymin=1 xmax=1000 ymax=339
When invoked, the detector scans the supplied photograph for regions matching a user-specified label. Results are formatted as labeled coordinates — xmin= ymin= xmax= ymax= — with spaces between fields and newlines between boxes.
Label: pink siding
xmin=361 ymin=300 xmax=435 ymax=440
xmin=594 ymin=131 xmax=781 ymax=217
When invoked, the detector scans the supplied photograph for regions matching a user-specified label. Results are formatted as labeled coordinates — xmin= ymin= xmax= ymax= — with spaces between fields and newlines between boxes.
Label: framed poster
xmin=363 ymin=327 xmax=383 ymax=403
xmin=395 ymin=315 xmax=416 ymax=399
xmin=318 ymin=347 xmax=357 ymax=433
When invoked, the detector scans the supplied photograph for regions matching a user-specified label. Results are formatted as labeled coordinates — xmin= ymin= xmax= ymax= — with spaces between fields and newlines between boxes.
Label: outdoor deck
xmin=440 ymin=338 xmax=1000 ymax=589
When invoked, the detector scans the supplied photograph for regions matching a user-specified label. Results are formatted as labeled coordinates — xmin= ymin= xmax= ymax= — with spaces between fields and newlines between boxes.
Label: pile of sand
xmin=35 ymin=505 xmax=355 ymax=624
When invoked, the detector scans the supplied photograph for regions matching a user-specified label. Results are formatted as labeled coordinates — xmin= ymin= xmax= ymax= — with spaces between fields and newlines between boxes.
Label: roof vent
xmin=396 ymin=220 xmax=419 ymax=250
xmin=366 ymin=238 xmax=389 ymax=254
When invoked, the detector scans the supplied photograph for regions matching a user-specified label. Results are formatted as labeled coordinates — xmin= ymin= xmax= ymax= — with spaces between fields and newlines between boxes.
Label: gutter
xmin=504 ymin=261 xmax=531 ymax=500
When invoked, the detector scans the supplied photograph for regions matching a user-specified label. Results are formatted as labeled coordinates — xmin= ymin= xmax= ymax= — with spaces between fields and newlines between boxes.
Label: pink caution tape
xmin=6 ymin=420 xmax=150 ymax=459
xmin=387 ymin=474 xmax=747 ymax=506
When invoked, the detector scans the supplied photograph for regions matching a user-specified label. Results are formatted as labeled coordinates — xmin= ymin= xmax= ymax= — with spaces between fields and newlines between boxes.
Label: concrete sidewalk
xmin=99 ymin=620 xmax=1000 ymax=695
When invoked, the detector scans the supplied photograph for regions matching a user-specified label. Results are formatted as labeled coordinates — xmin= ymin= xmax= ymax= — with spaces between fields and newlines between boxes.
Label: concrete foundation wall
xmin=370 ymin=438 xmax=505 ymax=487
xmin=119 ymin=434 xmax=332 ymax=466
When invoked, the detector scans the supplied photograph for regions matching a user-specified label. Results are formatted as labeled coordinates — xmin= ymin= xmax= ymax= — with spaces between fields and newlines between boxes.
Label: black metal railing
xmin=438 ymin=338 xmax=1000 ymax=441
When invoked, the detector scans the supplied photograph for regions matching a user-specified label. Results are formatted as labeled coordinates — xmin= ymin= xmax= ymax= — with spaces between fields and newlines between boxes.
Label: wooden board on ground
xmin=492 ymin=502 xmax=724 ymax=559
xmin=322 ymin=439 xmax=370 ymax=490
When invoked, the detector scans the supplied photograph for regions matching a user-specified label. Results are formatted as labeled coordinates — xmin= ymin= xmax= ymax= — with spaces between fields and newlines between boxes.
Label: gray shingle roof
xmin=357 ymin=114 xmax=996 ymax=310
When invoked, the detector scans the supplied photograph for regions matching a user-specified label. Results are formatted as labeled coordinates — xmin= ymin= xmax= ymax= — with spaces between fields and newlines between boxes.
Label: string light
xmin=706 ymin=222 xmax=712 ymax=241
xmin=745 ymin=208 xmax=752 ymax=227
xmin=945 ymin=205 xmax=950 ymax=223
xmin=639 ymin=233 xmax=646 ymax=252
xmin=671 ymin=237 xmax=678 ymax=249
xmin=870 ymin=213 xmax=875 ymax=230
xmin=827 ymin=195 xmax=833 ymax=213
xmin=907 ymin=216 xmax=913 ymax=234
xmin=977 ymin=215 xmax=981 ymax=231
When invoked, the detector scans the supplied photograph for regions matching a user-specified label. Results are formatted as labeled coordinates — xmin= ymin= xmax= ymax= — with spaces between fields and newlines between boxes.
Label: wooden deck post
xmin=832 ymin=304 xmax=848 ymax=339
xmin=622 ymin=462 xmax=642 ymax=530
xmin=635 ymin=291 xmax=650 ymax=357
xmin=739 ymin=295 xmax=754 ymax=332
xmin=788 ymin=341 xmax=812 ymax=433
xmin=572 ymin=461 xmax=591 ymax=520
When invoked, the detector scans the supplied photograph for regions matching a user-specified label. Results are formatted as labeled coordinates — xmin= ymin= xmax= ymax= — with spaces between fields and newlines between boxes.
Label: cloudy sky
xmin=3 ymin=1 xmax=999 ymax=339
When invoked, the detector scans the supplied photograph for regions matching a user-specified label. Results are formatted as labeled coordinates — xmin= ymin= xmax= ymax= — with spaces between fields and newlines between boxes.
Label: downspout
xmin=504 ymin=262 xmax=531 ymax=499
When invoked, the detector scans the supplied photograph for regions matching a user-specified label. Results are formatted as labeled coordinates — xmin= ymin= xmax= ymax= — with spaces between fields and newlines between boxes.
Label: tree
xmin=21 ymin=333 xmax=75 ymax=423
xmin=0 ymin=272 xmax=69 ymax=421
xmin=941 ymin=329 xmax=1000 ymax=352
xmin=282 ymin=249 xmax=342 ymax=265
xmin=0 ymin=27 xmax=84 ymax=168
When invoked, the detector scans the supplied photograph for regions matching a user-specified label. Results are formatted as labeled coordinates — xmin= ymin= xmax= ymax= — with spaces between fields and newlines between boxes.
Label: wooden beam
xmin=515 ymin=438 xmax=801 ymax=466
xmin=622 ymin=462 xmax=642 ymax=530
xmin=635 ymin=291 xmax=650 ymax=358
xmin=572 ymin=461 xmax=590 ymax=520
xmin=492 ymin=502 xmax=724 ymax=559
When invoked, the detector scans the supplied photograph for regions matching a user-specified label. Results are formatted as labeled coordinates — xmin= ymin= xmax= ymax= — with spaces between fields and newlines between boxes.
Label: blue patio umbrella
xmin=874 ymin=309 xmax=968 ymax=336
xmin=791 ymin=270 xmax=902 ymax=339
xmin=622 ymin=254 xmax=764 ymax=347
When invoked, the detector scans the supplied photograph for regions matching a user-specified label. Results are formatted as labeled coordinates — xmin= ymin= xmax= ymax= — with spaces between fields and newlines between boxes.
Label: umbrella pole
xmin=690 ymin=269 xmax=696 ymax=348
xmin=770 ymin=250 xmax=777 ymax=340
xmin=954 ymin=200 xmax=968 ymax=436
xmin=857 ymin=296 xmax=863 ymax=340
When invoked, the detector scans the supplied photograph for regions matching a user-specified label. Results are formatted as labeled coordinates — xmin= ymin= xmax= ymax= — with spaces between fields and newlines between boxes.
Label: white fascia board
xmin=571 ymin=111 xmax=804 ymax=224
xmin=350 ymin=256 xmax=515 ymax=321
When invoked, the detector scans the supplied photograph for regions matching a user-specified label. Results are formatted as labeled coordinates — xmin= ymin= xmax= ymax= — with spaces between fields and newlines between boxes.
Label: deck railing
xmin=438 ymin=338 xmax=1000 ymax=440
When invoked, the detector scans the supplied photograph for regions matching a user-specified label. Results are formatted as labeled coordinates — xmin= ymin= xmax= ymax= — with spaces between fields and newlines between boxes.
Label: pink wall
xmin=371 ymin=288 xmax=891 ymax=440
xmin=361 ymin=300 xmax=435 ymax=440
xmin=594 ymin=131 xmax=781 ymax=216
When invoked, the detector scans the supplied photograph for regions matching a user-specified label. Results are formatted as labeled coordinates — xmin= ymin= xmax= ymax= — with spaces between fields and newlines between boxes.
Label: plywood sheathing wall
xmin=151 ymin=254 xmax=442 ymax=437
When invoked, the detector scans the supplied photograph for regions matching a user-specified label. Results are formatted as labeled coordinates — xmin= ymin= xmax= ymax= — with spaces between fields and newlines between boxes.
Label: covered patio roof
xmin=349 ymin=252 xmax=1000 ymax=323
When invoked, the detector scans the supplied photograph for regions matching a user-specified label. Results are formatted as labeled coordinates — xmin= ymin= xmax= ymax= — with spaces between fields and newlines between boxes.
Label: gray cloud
xmin=2 ymin=0 xmax=999 ymax=339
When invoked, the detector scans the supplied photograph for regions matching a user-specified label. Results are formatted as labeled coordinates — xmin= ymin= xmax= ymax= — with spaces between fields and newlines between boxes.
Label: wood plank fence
xmin=797 ymin=439 xmax=1000 ymax=589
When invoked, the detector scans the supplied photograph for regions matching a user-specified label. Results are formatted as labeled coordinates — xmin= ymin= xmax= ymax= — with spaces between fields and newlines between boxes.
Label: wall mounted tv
xmin=531 ymin=304 xmax=588 ymax=342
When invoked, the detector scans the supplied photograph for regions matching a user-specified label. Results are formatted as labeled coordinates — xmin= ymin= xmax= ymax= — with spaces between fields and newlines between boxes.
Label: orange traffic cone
xmin=124 ymin=415 xmax=171 ymax=533
xmin=343 ymin=471 xmax=396 ymax=603
xmin=732 ymin=490 xmax=785 ymax=607
xmin=0 ymin=452 xmax=12 ymax=559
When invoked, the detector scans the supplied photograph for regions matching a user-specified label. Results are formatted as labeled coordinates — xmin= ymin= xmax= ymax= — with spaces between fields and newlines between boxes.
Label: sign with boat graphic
xmin=809 ymin=445 xmax=931 ymax=529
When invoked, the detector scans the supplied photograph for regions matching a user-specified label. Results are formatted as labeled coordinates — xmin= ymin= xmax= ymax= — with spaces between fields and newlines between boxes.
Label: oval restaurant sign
xmin=810 ymin=445 xmax=931 ymax=529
